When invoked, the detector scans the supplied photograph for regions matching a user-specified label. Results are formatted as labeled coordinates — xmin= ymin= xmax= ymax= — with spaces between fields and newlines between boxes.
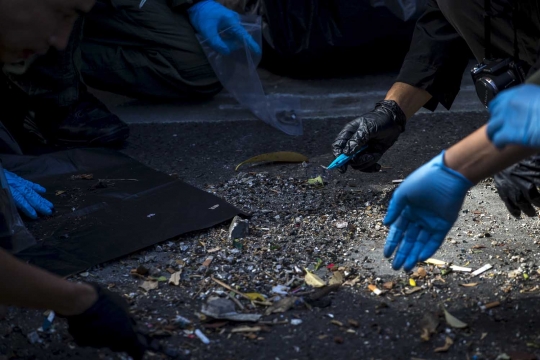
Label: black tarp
xmin=0 ymin=148 xmax=242 ymax=277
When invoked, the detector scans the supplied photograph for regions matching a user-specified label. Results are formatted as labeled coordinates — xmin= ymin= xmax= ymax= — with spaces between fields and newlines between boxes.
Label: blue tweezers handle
xmin=327 ymin=145 xmax=368 ymax=170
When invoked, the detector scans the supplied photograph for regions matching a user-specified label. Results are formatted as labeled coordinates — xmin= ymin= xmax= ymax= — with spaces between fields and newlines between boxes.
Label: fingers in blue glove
xmin=383 ymin=215 xmax=408 ymax=258
xmin=418 ymin=233 xmax=446 ymax=262
xmin=10 ymin=187 xmax=39 ymax=219
xmin=392 ymin=224 xmax=422 ymax=271
xmin=20 ymin=185 xmax=54 ymax=216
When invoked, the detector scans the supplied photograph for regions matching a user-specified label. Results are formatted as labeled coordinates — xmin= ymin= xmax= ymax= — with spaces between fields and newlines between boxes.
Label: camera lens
xmin=475 ymin=76 xmax=498 ymax=107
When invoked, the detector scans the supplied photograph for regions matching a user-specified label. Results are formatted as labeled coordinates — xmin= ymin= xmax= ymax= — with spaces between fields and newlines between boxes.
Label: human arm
xmin=332 ymin=0 xmax=469 ymax=173
xmin=383 ymin=125 xmax=537 ymax=271
xmin=0 ymin=248 xmax=147 ymax=358
xmin=187 ymin=0 xmax=260 ymax=55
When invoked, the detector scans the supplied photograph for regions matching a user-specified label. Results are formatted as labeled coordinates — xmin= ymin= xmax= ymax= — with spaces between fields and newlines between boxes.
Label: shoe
xmin=24 ymin=91 xmax=130 ymax=146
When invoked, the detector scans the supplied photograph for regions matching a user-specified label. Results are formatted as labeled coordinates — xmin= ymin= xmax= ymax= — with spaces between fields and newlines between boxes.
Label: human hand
xmin=383 ymin=151 xmax=473 ymax=271
xmin=487 ymin=84 xmax=540 ymax=149
xmin=332 ymin=100 xmax=406 ymax=173
xmin=187 ymin=0 xmax=261 ymax=56
xmin=66 ymin=284 xmax=147 ymax=360
xmin=0 ymin=0 xmax=95 ymax=63
xmin=494 ymin=154 xmax=540 ymax=217
xmin=4 ymin=170 xmax=53 ymax=219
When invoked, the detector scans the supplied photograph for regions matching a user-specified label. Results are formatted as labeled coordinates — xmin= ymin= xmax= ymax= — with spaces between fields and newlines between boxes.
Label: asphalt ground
xmin=3 ymin=68 xmax=540 ymax=360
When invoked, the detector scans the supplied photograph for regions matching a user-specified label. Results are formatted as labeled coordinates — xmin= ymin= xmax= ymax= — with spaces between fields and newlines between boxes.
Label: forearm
xmin=385 ymin=82 xmax=432 ymax=119
xmin=0 ymin=249 xmax=96 ymax=315
xmin=444 ymin=125 xmax=538 ymax=184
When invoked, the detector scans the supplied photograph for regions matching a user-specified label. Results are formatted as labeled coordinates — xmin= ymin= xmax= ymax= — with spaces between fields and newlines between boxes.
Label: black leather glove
xmin=494 ymin=154 xmax=540 ymax=217
xmin=65 ymin=284 xmax=147 ymax=359
xmin=332 ymin=100 xmax=406 ymax=172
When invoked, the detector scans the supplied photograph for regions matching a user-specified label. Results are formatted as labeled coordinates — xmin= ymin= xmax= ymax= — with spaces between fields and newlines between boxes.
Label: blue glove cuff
xmin=437 ymin=150 xmax=474 ymax=188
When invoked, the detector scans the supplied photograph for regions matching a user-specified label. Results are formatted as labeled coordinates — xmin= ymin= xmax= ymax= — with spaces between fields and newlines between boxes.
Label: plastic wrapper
xmin=198 ymin=15 xmax=303 ymax=136
xmin=0 ymin=163 xmax=36 ymax=253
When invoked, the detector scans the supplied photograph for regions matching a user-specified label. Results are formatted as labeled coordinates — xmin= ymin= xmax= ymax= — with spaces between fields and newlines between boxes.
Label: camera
xmin=471 ymin=58 xmax=527 ymax=107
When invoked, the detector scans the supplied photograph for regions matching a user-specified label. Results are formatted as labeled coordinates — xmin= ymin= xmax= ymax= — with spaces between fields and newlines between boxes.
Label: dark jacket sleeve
xmin=167 ymin=0 xmax=195 ymax=11
xmin=396 ymin=0 xmax=471 ymax=111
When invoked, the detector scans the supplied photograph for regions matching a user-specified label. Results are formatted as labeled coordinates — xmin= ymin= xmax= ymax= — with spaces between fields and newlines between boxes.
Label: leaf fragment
xmin=307 ymin=176 xmax=324 ymax=186
xmin=235 ymin=151 xmax=308 ymax=171
xmin=169 ymin=271 xmax=182 ymax=286
xmin=443 ymin=308 xmax=468 ymax=328
xmin=244 ymin=293 xmax=266 ymax=302
xmin=434 ymin=336 xmax=453 ymax=353
xmin=140 ymin=280 xmax=158 ymax=292
xmin=329 ymin=271 xmax=344 ymax=286
xmin=304 ymin=269 xmax=326 ymax=288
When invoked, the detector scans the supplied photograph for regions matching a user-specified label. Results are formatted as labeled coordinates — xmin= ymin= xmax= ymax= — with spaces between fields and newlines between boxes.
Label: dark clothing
xmin=397 ymin=0 xmax=540 ymax=111
xmin=2 ymin=0 xmax=221 ymax=107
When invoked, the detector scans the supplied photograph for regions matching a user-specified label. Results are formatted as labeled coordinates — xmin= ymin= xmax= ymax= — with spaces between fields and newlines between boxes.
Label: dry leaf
xmin=166 ymin=267 xmax=176 ymax=274
xmin=443 ymin=308 xmax=467 ymax=328
xmin=307 ymin=176 xmax=324 ymax=186
xmin=368 ymin=284 xmax=383 ymax=295
xmin=484 ymin=301 xmax=500 ymax=309
xmin=420 ymin=312 xmax=439 ymax=342
xmin=382 ymin=281 xmax=394 ymax=290
xmin=434 ymin=336 xmax=453 ymax=353
xmin=460 ymin=283 xmax=478 ymax=287
xmin=231 ymin=326 xmax=262 ymax=333
xmin=169 ymin=271 xmax=182 ymax=286
xmin=329 ymin=271 xmax=344 ymax=285
xmin=244 ymin=293 xmax=266 ymax=302
xmin=409 ymin=278 xmax=417 ymax=287
xmin=343 ymin=276 xmax=361 ymax=287
xmin=348 ymin=319 xmax=359 ymax=328
xmin=139 ymin=280 xmax=158 ymax=292
xmin=416 ymin=267 xmax=427 ymax=278
xmin=404 ymin=287 xmax=422 ymax=295
xmin=304 ymin=269 xmax=326 ymax=288
xmin=235 ymin=152 xmax=308 ymax=171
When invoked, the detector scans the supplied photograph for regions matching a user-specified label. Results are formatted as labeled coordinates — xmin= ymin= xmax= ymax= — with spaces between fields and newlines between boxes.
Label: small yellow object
xmin=409 ymin=278 xmax=417 ymax=287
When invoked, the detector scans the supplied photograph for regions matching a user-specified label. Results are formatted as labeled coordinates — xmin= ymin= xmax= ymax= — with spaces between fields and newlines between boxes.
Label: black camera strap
xmin=483 ymin=0 xmax=520 ymax=60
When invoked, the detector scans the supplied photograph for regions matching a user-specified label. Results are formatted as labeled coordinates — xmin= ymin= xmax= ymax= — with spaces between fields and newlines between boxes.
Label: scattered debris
xmin=443 ymin=308 xmax=467 ymax=328
xmin=329 ymin=271 xmax=344 ymax=285
xmin=229 ymin=216 xmax=249 ymax=240
xmin=382 ymin=281 xmax=394 ymax=290
xmin=209 ymin=204 xmax=220 ymax=210
xmin=70 ymin=173 xmax=93 ymax=180
xmin=484 ymin=301 xmax=501 ymax=310
xmin=194 ymin=329 xmax=210 ymax=344
xmin=420 ymin=312 xmax=439 ymax=342
xmin=348 ymin=319 xmax=359 ymax=328
xmin=235 ymin=151 xmax=308 ymax=171
xmin=231 ymin=326 xmax=262 ymax=333
xmin=201 ymin=298 xmax=262 ymax=322
xmin=343 ymin=276 xmax=361 ymax=287
xmin=460 ymin=283 xmax=478 ymax=287
xmin=425 ymin=258 xmax=446 ymax=266
xmin=307 ymin=176 xmax=324 ymax=186
xmin=265 ymin=297 xmax=301 ymax=316
xmin=392 ymin=179 xmax=404 ymax=184
xmin=472 ymin=264 xmax=493 ymax=276
xmin=368 ymin=284 xmax=383 ymax=296
xmin=304 ymin=269 xmax=326 ymax=287
xmin=271 ymin=285 xmax=289 ymax=296
xmin=434 ymin=336 xmax=453 ymax=353
xmin=330 ymin=320 xmax=344 ymax=327
xmin=169 ymin=271 xmax=182 ymax=286
xmin=27 ymin=331 xmax=41 ymax=344
xmin=409 ymin=278 xmax=417 ymax=287
xmin=290 ymin=319 xmax=303 ymax=326
xmin=140 ymin=280 xmax=158 ymax=292
xmin=404 ymin=287 xmax=423 ymax=295
xmin=55 ymin=190 xmax=66 ymax=196
xmin=449 ymin=265 xmax=472 ymax=272
xmin=245 ymin=293 xmax=266 ymax=301
xmin=335 ymin=221 xmax=348 ymax=229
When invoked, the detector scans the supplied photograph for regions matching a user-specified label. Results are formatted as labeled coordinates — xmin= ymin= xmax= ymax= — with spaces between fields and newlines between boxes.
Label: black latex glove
xmin=332 ymin=100 xmax=406 ymax=172
xmin=65 ymin=284 xmax=147 ymax=359
xmin=494 ymin=154 xmax=540 ymax=217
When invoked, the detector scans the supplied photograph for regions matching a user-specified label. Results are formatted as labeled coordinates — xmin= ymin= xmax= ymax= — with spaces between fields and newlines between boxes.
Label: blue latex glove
xmin=187 ymin=0 xmax=261 ymax=56
xmin=383 ymin=151 xmax=473 ymax=271
xmin=487 ymin=84 xmax=540 ymax=149
xmin=4 ymin=169 xmax=53 ymax=219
